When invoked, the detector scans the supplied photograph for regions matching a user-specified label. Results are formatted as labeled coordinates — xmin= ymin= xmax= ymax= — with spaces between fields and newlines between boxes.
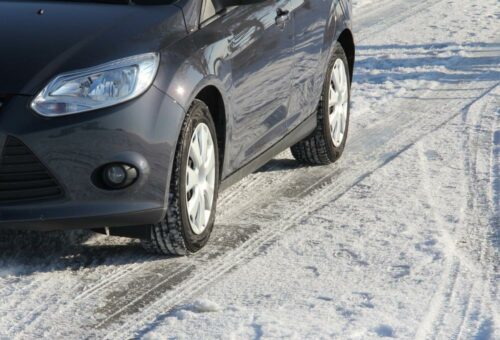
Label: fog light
xmin=106 ymin=165 xmax=126 ymax=185
xmin=102 ymin=164 xmax=138 ymax=189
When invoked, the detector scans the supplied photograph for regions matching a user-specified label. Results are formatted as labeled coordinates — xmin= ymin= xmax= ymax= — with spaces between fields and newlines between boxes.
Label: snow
xmin=1 ymin=0 xmax=499 ymax=338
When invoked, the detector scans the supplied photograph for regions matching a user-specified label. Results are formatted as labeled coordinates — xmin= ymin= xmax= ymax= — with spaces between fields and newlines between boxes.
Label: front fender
xmin=322 ymin=0 xmax=352 ymax=65
xmin=156 ymin=33 xmax=233 ymax=110
xmin=153 ymin=32 xmax=236 ymax=176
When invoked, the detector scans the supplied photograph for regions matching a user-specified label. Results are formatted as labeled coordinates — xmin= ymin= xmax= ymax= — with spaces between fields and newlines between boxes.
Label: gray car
xmin=0 ymin=0 xmax=355 ymax=255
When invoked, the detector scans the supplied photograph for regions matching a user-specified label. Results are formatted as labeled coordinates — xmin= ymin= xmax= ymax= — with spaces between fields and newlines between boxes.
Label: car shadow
xmin=256 ymin=158 xmax=310 ymax=173
xmin=0 ymin=230 xmax=165 ymax=277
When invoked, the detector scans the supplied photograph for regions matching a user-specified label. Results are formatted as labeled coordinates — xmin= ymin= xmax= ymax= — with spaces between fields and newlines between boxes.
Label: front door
xmin=220 ymin=1 xmax=296 ymax=174
xmin=287 ymin=0 xmax=337 ymax=130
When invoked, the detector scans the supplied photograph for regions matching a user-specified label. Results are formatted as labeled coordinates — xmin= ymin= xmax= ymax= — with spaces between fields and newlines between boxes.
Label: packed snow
xmin=0 ymin=0 xmax=498 ymax=338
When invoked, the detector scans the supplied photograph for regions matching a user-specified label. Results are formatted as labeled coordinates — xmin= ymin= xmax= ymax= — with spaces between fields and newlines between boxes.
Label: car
xmin=0 ymin=0 xmax=355 ymax=255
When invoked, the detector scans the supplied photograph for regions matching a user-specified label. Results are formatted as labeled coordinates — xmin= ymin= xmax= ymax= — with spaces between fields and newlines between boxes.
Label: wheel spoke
xmin=205 ymin=144 xmax=214 ymax=170
xmin=203 ymin=189 xmax=213 ymax=213
xmin=197 ymin=189 xmax=206 ymax=228
xmin=200 ymin=127 xmax=209 ymax=163
xmin=340 ymin=63 xmax=348 ymax=99
xmin=332 ymin=67 xmax=341 ymax=94
xmin=329 ymin=108 xmax=336 ymax=126
xmin=332 ymin=111 xmax=339 ymax=135
xmin=329 ymin=86 xmax=338 ymax=108
xmin=334 ymin=109 xmax=342 ymax=143
xmin=204 ymin=185 xmax=214 ymax=205
xmin=186 ymin=167 xmax=198 ymax=191
xmin=188 ymin=189 xmax=200 ymax=219
xmin=341 ymin=83 xmax=348 ymax=101
xmin=190 ymin=138 xmax=203 ymax=167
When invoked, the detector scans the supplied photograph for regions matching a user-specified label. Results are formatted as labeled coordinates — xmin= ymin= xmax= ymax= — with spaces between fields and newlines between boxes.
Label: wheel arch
xmin=337 ymin=29 xmax=355 ymax=83
xmin=194 ymin=85 xmax=227 ymax=180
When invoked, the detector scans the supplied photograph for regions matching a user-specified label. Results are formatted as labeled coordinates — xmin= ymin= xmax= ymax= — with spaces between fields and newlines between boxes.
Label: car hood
xmin=0 ymin=1 xmax=186 ymax=96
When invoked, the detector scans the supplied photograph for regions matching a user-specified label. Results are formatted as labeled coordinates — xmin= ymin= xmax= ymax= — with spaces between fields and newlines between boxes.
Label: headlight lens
xmin=31 ymin=53 xmax=160 ymax=117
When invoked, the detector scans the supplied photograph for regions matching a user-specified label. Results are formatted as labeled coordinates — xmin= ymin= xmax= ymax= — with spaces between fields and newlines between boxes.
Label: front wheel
xmin=142 ymin=100 xmax=219 ymax=256
xmin=291 ymin=42 xmax=351 ymax=165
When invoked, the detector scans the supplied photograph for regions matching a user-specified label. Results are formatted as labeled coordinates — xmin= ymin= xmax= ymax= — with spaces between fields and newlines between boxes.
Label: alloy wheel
xmin=186 ymin=123 xmax=216 ymax=235
xmin=328 ymin=58 xmax=349 ymax=147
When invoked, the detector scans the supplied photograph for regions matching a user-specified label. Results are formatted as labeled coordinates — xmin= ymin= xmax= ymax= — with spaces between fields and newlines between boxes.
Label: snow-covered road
xmin=1 ymin=0 xmax=498 ymax=338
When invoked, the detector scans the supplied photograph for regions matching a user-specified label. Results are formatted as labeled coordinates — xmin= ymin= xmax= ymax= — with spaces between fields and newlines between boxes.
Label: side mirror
xmin=217 ymin=0 xmax=268 ymax=6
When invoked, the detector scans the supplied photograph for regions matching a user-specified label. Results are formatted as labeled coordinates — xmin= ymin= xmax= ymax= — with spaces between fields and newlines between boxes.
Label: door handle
xmin=275 ymin=8 xmax=290 ymax=29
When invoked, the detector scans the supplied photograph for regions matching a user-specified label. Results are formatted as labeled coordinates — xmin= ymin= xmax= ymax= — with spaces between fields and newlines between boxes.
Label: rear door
xmin=286 ymin=0 xmax=337 ymax=130
xmin=213 ymin=0 xmax=296 ymax=174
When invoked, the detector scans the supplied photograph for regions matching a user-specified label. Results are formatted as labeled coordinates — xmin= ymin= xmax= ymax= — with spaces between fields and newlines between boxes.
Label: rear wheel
xmin=291 ymin=42 xmax=351 ymax=165
xmin=142 ymin=100 xmax=219 ymax=255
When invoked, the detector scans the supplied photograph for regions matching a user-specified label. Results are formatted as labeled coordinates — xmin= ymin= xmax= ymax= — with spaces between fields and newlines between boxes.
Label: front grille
xmin=0 ymin=137 xmax=64 ymax=203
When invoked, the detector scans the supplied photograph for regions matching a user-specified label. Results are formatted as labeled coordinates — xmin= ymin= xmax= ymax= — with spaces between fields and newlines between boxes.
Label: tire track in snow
xmin=414 ymin=143 xmax=468 ymax=340
xmin=98 ymin=224 xmax=285 ymax=332
xmin=217 ymin=156 xmax=297 ymax=218
xmin=74 ymin=260 xmax=154 ymax=301
xmin=454 ymin=84 xmax=499 ymax=339
xmin=414 ymin=84 xmax=499 ymax=340
xmin=13 ymin=258 xmax=191 ymax=337
xmin=4 ymin=249 xmax=154 ymax=336
xmin=490 ymin=100 xmax=500 ymax=336
xmin=356 ymin=0 xmax=447 ymax=42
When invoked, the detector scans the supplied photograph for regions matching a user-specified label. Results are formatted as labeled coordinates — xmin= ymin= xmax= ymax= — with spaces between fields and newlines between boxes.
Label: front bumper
xmin=0 ymin=86 xmax=185 ymax=231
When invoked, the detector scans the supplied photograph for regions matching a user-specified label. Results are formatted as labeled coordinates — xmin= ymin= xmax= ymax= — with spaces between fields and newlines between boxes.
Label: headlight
xmin=31 ymin=53 xmax=160 ymax=117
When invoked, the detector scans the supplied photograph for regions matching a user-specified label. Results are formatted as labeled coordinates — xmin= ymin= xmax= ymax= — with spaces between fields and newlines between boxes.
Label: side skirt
xmin=219 ymin=113 xmax=317 ymax=192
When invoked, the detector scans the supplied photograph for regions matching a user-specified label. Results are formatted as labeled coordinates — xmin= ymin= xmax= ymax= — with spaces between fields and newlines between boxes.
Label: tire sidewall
xmin=176 ymin=101 xmax=219 ymax=252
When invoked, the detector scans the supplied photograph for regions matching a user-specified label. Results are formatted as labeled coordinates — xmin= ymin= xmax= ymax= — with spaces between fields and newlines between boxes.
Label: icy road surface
xmin=1 ymin=0 xmax=499 ymax=338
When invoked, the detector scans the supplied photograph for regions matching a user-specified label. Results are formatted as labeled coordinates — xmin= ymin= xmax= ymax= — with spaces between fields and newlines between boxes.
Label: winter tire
xmin=291 ymin=42 xmax=351 ymax=165
xmin=142 ymin=99 xmax=219 ymax=256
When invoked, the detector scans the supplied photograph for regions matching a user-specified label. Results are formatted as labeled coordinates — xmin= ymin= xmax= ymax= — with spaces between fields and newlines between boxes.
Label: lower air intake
xmin=0 ymin=137 xmax=64 ymax=203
